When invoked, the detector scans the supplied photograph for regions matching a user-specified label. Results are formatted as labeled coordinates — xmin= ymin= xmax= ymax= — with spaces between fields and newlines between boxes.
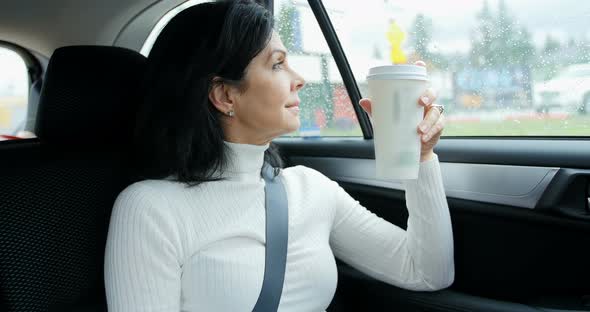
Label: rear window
xmin=0 ymin=47 xmax=29 ymax=140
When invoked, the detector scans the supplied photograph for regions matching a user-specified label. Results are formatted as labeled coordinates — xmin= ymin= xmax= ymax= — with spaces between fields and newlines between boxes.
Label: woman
xmin=104 ymin=1 xmax=454 ymax=311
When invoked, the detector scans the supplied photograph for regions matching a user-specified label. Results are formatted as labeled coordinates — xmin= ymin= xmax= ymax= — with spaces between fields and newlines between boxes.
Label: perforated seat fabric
xmin=0 ymin=46 xmax=146 ymax=312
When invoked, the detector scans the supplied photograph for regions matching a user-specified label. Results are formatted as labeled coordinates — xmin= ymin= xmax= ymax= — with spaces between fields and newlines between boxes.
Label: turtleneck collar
xmin=220 ymin=140 xmax=270 ymax=181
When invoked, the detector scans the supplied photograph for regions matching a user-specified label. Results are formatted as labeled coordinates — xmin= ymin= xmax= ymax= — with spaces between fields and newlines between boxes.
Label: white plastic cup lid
xmin=367 ymin=65 xmax=428 ymax=81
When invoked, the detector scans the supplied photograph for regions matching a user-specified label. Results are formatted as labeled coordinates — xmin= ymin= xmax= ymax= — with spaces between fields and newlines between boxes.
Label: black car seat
xmin=0 ymin=46 xmax=146 ymax=312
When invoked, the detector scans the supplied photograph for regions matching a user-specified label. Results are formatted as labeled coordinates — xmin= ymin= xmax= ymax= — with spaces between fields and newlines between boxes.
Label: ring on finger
xmin=431 ymin=104 xmax=444 ymax=115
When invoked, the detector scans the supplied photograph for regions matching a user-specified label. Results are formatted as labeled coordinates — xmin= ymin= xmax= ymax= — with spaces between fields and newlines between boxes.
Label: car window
xmin=0 ymin=47 xmax=29 ymax=140
xmin=323 ymin=0 xmax=590 ymax=136
xmin=273 ymin=0 xmax=363 ymax=137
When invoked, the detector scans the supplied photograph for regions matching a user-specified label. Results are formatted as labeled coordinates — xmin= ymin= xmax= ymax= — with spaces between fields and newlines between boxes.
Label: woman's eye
xmin=272 ymin=61 xmax=284 ymax=70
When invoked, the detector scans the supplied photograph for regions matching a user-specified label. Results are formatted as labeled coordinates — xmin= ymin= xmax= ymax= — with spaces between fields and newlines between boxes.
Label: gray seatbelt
xmin=252 ymin=164 xmax=289 ymax=312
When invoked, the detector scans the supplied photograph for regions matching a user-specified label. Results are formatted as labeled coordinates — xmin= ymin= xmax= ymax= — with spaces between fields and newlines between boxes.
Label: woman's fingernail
xmin=421 ymin=96 xmax=430 ymax=104
xmin=423 ymin=134 xmax=430 ymax=142
xmin=420 ymin=124 xmax=428 ymax=132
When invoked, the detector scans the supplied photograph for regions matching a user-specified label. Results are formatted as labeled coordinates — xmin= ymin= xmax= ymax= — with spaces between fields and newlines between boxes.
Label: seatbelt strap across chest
xmin=252 ymin=164 xmax=289 ymax=312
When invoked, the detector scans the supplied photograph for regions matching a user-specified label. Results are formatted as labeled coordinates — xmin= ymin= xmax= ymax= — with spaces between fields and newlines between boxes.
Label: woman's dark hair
xmin=134 ymin=0 xmax=284 ymax=186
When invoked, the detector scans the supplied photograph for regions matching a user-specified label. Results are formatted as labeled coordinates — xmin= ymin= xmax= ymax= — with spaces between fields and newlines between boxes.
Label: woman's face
xmin=222 ymin=32 xmax=305 ymax=144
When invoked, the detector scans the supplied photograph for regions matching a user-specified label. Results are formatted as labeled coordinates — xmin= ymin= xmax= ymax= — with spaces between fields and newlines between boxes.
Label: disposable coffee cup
xmin=367 ymin=65 xmax=429 ymax=180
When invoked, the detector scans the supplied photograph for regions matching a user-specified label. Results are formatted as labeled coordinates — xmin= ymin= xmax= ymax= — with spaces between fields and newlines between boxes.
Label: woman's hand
xmin=359 ymin=62 xmax=445 ymax=162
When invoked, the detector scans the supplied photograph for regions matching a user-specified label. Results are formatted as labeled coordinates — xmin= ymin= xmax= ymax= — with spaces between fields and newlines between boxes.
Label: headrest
xmin=35 ymin=46 xmax=146 ymax=146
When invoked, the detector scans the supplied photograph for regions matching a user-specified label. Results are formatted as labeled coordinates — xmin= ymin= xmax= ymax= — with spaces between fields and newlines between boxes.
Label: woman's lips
xmin=287 ymin=102 xmax=299 ymax=115
xmin=286 ymin=100 xmax=300 ymax=115
xmin=287 ymin=106 xmax=300 ymax=115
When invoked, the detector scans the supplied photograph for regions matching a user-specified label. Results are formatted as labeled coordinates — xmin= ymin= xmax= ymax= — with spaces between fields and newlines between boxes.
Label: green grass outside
xmin=444 ymin=116 xmax=590 ymax=137
xmin=286 ymin=116 xmax=590 ymax=137
xmin=444 ymin=116 xmax=590 ymax=136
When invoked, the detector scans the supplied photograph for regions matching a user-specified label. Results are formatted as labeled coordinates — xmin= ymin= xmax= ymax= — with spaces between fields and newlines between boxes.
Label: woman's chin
xmin=276 ymin=119 xmax=300 ymax=137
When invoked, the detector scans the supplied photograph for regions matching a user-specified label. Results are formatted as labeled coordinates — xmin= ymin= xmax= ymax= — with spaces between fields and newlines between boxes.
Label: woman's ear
xmin=208 ymin=79 xmax=234 ymax=115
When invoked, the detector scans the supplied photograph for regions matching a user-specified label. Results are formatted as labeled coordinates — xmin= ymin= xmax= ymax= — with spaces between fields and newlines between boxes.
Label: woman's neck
xmin=218 ymin=140 xmax=269 ymax=182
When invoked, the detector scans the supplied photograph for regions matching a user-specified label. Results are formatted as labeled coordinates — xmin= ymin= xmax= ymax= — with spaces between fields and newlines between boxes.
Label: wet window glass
xmin=322 ymin=0 xmax=590 ymax=136
xmin=276 ymin=0 xmax=363 ymax=137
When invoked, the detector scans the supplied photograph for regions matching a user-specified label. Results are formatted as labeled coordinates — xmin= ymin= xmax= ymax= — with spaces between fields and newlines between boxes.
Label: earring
xmin=227 ymin=110 xmax=234 ymax=117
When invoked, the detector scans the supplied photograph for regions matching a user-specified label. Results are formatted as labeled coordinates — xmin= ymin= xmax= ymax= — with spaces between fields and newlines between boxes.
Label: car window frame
xmin=304 ymin=0 xmax=373 ymax=139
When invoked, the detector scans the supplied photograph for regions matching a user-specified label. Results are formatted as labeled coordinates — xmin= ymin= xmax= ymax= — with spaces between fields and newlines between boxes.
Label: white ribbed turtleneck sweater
xmin=104 ymin=141 xmax=454 ymax=312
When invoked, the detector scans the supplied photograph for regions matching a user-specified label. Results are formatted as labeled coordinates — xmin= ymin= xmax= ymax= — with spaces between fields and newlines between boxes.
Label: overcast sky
xmin=391 ymin=0 xmax=590 ymax=52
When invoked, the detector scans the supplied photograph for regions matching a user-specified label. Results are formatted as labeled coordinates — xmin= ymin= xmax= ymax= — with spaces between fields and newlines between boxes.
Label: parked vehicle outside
xmin=533 ymin=63 xmax=590 ymax=114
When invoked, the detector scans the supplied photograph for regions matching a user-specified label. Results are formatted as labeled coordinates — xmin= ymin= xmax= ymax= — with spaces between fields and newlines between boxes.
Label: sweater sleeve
xmin=104 ymin=183 xmax=183 ymax=311
xmin=328 ymin=154 xmax=454 ymax=291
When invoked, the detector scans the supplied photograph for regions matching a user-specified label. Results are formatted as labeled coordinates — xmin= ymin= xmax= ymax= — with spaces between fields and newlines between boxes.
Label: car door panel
xmin=289 ymin=156 xmax=558 ymax=209
xmin=276 ymin=138 xmax=590 ymax=311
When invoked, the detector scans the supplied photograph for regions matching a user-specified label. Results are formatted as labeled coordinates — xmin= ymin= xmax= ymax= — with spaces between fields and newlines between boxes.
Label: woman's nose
xmin=292 ymin=71 xmax=305 ymax=91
